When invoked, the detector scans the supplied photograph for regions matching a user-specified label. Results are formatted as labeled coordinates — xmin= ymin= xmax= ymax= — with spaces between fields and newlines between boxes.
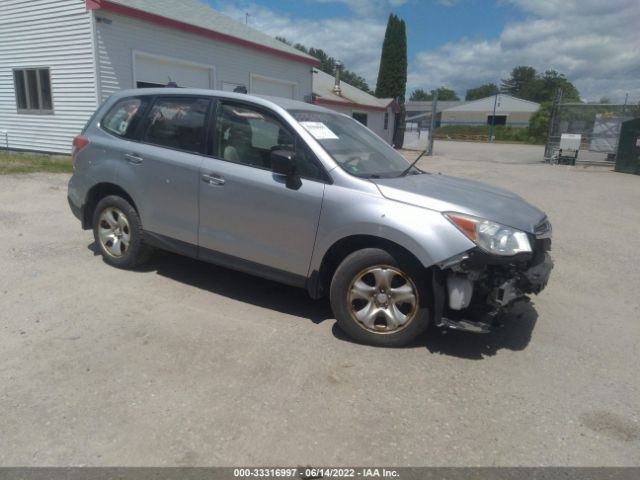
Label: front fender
xmin=309 ymin=184 xmax=475 ymax=275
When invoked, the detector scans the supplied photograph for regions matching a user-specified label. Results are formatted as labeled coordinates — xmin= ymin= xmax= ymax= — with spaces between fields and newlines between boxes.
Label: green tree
xmin=528 ymin=102 xmax=552 ymax=143
xmin=501 ymin=66 xmax=580 ymax=103
xmin=500 ymin=66 xmax=538 ymax=100
xmin=375 ymin=14 xmax=407 ymax=102
xmin=409 ymin=88 xmax=430 ymax=101
xmin=375 ymin=13 xmax=408 ymax=147
xmin=432 ymin=87 xmax=459 ymax=101
xmin=465 ymin=83 xmax=499 ymax=101
xmin=276 ymin=37 xmax=373 ymax=93
xmin=409 ymin=87 xmax=459 ymax=101
xmin=536 ymin=70 xmax=580 ymax=103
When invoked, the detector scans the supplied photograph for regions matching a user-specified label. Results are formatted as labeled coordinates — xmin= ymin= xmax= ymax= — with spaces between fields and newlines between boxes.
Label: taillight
xmin=71 ymin=135 xmax=89 ymax=169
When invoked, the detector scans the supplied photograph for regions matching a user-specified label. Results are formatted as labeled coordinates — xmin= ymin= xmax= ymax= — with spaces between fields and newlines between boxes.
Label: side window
xmin=102 ymin=97 xmax=148 ymax=139
xmin=215 ymin=102 xmax=326 ymax=181
xmin=141 ymin=97 xmax=210 ymax=154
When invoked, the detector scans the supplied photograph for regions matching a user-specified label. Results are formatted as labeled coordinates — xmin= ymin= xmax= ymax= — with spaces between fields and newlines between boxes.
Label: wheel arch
xmin=82 ymin=183 xmax=138 ymax=229
xmin=308 ymin=234 xmax=430 ymax=300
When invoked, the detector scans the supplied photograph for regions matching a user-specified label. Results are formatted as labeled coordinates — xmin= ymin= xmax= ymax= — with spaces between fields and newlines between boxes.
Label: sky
xmin=205 ymin=0 xmax=640 ymax=103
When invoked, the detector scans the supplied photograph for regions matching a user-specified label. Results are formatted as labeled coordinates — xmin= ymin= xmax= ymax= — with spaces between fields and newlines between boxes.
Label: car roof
xmin=108 ymin=88 xmax=334 ymax=115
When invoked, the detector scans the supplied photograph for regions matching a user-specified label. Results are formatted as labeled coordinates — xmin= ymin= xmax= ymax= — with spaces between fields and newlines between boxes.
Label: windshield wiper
xmin=397 ymin=149 xmax=427 ymax=177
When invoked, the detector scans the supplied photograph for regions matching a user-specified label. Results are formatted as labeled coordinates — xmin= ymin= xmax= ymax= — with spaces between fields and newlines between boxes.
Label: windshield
xmin=289 ymin=109 xmax=413 ymax=178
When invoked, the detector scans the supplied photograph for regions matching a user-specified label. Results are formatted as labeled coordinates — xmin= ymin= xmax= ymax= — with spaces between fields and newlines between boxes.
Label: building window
xmin=487 ymin=115 xmax=507 ymax=126
xmin=13 ymin=68 xmax=53 ymax=114
xmin=384 ymin=112 xmax=389 ymax=130
xmin=353 ymin=112 xmax=368 ymax=126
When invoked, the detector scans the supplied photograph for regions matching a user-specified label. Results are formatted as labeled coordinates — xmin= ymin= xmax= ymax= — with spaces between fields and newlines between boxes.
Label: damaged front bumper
xmin=434 ymin=240 xmax=554 ymax=334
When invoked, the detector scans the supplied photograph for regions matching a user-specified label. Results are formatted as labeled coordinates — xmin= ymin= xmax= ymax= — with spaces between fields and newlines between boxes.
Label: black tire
xmin=92 ymin=195 xmax=153 ymax=269
xmin=329 ymin=248 xmax=431 ymax=347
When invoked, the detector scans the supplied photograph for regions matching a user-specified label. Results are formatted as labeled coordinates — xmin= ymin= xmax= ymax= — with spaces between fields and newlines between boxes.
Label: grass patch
xmin=0 ymin=151 xmax=72 ymax=175
xmin=434 ymin=125 xmax=544 ymax=144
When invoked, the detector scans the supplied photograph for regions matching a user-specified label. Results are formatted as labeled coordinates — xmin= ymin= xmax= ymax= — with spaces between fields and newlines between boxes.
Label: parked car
xmin=68 ymin=88 xmax=553 ymax=347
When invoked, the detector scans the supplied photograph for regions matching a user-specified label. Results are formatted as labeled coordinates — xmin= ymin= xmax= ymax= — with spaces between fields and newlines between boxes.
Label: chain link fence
xmin=545 ymin=98 xmax=640 ymax=163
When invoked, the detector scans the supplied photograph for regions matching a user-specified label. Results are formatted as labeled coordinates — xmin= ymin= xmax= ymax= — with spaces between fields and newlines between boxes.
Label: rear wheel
xmin=92 ymin=195 xmax=152 ymax=269
xmin=330 ymin=248 xmax=431 ymax=347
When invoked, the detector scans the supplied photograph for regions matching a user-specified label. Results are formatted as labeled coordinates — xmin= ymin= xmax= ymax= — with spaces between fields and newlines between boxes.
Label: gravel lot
xmin=0 ymin=141 xmax=638 ymax=466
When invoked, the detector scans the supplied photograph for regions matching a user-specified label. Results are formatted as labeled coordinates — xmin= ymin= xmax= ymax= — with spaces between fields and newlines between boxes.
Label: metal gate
xmin=544 ymin=92 xmax=639 ymax=164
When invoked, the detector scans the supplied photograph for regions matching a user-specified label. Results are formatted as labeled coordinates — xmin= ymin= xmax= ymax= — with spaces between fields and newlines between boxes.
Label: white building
xmin=311 ymin=68 xmax=398 ymax=145
xmin=441 ymin=95 xmax=540 ymax=127
xmin=0 ymin=0 xmax=318 ymax=153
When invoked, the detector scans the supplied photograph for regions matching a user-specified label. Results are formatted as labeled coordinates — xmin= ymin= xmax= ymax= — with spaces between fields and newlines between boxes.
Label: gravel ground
xmin=0 ymin=141 xmax=638 ymax=466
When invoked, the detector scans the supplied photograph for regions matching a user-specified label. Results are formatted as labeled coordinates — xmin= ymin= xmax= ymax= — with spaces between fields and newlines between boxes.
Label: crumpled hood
xmin=373 ymin=173 xmax=546 ymax=233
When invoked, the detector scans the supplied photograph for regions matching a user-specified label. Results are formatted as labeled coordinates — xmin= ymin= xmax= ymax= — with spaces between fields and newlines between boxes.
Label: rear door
xmin=119 ymin=96 xmax=211 ymax=247
xmin=198 ymin=100 xmax=327 ymax=282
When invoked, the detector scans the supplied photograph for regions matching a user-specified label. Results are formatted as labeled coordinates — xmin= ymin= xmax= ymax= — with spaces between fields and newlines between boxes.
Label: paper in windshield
xmin=299 ymin=121 xmax=339 ymax=140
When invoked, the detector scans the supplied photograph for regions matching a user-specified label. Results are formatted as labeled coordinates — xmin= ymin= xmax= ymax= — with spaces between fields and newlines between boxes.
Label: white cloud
xmin=213 ymin=0 xmax=639 ymax=102
xmin=410 ymin=0 xmax=640 ymax=101
xmin=216 ymin=3 xmax=387 ymax=87
xmin=315 ymin=0 xmax=407 ymax=15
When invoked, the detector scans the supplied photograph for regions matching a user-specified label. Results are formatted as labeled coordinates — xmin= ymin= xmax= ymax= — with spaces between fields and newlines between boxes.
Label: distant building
xmin=312 ymin=68 xmax=399 ymax=144
xmin=441 ymin=95 xmax=540 ymax=127
xmin=405 ymin=95 xmax=540 ymax=129
xmin=405 ymin=100 xmax=466 ymax=129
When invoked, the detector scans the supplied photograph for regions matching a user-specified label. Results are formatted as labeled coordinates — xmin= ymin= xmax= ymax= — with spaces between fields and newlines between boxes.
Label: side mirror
xmin=271 ymin=150 xmax=296 ymax=176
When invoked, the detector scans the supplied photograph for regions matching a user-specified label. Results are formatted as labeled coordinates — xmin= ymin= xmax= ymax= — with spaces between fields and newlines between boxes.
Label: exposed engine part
xmin=490 ymin=278 xmax=522 ymax=307
xmin=446 ymin=272 xmax=474 ymax=310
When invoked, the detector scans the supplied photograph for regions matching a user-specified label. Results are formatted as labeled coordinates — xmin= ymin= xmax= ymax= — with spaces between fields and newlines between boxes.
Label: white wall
xmin=0 ymin=0 xmax=97 ymax=153
xmin=320 ymin=104 xmax=395 ymax=144
xmin=95 ymin=12 xmax=313 ymax=103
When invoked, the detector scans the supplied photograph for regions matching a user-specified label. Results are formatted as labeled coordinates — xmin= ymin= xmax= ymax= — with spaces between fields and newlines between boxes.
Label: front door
xmin=198 ymin=101 xmax=327 ymax=282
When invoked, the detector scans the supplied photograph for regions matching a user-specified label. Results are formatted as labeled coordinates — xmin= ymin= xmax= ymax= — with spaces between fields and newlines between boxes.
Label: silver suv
xmin=68 ymin=89 xmax=553 ymax=347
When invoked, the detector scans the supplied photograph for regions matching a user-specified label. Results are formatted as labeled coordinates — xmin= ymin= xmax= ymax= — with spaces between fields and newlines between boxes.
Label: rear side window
xmin=141 ymin=97 xmax=210 ymax=154
xmin=102 ymin=97 xmax=148 ymax=139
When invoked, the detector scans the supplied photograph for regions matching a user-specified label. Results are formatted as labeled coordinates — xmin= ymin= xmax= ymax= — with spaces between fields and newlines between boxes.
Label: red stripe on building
xmin=86 ymin=0 xmax=320 ymax=67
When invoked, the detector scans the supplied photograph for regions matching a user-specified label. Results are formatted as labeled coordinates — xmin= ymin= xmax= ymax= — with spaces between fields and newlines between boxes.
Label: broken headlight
xmin=444 ymin=212 xmax=532 ymax=256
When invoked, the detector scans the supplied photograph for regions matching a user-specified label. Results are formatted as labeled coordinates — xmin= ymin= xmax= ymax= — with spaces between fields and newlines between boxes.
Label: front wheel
xmin=92 ymin=195 xmax=152 ymax=269
xmin=329 ymin=248 xmax=431 ymax=347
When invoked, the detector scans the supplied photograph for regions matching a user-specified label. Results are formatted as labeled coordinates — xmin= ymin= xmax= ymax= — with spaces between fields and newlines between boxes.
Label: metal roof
xmin=405 ymin=100 xmax=467 ymax=114
xmin=312 ymin=68 xmax=394 ymax=111
xmin=92 ymin=0 xmax=318 ymax=65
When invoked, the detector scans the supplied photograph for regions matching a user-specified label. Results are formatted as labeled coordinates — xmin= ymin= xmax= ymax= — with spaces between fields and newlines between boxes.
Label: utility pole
xmin=488 ymin=92 xmax=499 ymax=143
xmin=427 ymin=90 xmax=438 ymax=155
xmin=623 ymin=92 xmax=629 ymax=116
xmin=245 ymin=12 xmax=250 ymax=24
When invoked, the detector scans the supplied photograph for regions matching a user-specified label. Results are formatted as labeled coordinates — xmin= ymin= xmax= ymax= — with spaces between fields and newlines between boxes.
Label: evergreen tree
xmin=375 ymin=14 xmax=407 ymax=102
xmin=375 ymin=14 xmax=408 ymax=147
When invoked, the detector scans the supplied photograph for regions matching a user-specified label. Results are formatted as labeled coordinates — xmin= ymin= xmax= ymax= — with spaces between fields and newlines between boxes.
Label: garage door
xmin=134 ymin=53 xmax=212 ymax=89
xmin=250 ymin=75 xmax=297 ymax=99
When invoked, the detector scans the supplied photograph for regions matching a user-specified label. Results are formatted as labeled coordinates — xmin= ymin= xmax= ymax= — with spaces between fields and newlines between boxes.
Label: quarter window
xmin=142 ymin=97 xmax=210 ymax=154
xmin=13 ymin=68 xmax=53 ymax=113
xmin=102 ymin=98 xmax=148 ymax=139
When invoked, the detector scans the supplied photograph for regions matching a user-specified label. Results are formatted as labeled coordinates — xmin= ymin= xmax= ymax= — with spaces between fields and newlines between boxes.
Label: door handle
xmin=202 ymin=173 xmax=225 ymax=186
xmin=123 ymin=153 xmax=143 ymax=165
